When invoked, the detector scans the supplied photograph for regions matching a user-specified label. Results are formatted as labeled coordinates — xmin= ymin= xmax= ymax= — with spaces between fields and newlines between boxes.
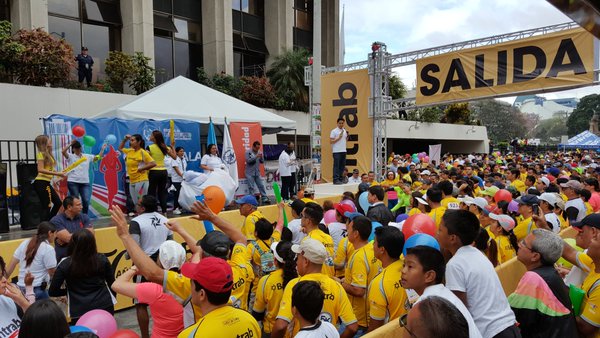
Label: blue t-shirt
xmin=50 ymin=212 xmax=92 ymax=261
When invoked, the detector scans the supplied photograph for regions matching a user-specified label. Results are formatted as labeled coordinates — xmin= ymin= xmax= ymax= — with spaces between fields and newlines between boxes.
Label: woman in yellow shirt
xmin=488 ymin=213 xmax=518 ymax=265
xmin=33 ymin=135 xmax=66 ymax=220
xmin=380 ymin=171 xmax=398 ymax=190
xmin=119 ymin=134 xmax=156 ymax=208
xmin=147 ymin=130 xmax=175 ymax=214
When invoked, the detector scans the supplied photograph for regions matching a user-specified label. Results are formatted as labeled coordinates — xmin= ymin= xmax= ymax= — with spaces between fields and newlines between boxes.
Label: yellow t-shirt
xmin=368 ymin=259 xmax=409 ymax=323
xmin=164 ymin=270 xmax=203 ymax=328
xmin=305 ymin=229 xmax=335 ymax=277
xmin=576 ymin=253 xmax=600 ymax=337
xmin=148 ymin=144 xmax=169 ymax=171
xmin=178 ymin=305 xmax=260 ymax=338
xmin=514 ymin=216 xmax=536 ymax=241
xmin=495 ymin=235 xmax=516 ymax=265
xmin=35 ymin=152 xmax=54 ymax=181
xmin=300 ymin=197 xmax=317 ymax=204
xmin=344 ymin=243 xmax=382 ymax=327
xmin=334 ymin=237 xmax=354 ymax=278
xmin=559 ymin=213 xmax=569 ymax=231
xmin=252 ymin=269 xmax=285 ymax=333
xmin=428 ymin=207 xmax=447 ymax=230
xmin=229 ymin=243 xmax=255 ymax=311
xmin=122 ymin=148 xmax=154 ymax=183
xmin=381 ymin=178 xmax=399 ymax=188
xmin=276 ymin=273 xmax=357 ymax=337
xmin=242 ymin=210 xmax=265 ymax=241
xmin=407 ymin=208 xmax=421 ymax=217
xmin=247 ymin=231 xmax=282 ymax=269
xmin=510 ymin=179 xmax=526 ymax=194
xmin=441 ymin=197 xmax=460 ymax=210
xmin=586 ymin=202 xmax=594 ymax=216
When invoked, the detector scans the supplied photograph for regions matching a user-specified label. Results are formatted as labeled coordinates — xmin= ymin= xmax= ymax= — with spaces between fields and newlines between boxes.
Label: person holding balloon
xmin=119 ymin=134 xmax=156 ymax=208
xmin=62 ymin=139 xmax=107 ymax=214
xmin=33 ymin=135 xmax=66 ymax=221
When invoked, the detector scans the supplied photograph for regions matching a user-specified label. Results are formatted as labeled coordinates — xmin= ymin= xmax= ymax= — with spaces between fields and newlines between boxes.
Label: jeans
xmin=67 ymin=182 xmax=91 ymax=214
xmin=19 ymin=285 xmax=49 ymax=300
xmin=129 ymin=181 xmax=149 ymax=206
xmin=148 ymin=170 xmax=168 ymax=212
xmin=33 ymin=180 xmax=62 ymax=221
xmin=173 ymin=182 xmax=182 ymax=209
xmin=333 ymin=152 xmax=346 ymax=183
xmin=246 ymin=174 xmax=267 ymax=197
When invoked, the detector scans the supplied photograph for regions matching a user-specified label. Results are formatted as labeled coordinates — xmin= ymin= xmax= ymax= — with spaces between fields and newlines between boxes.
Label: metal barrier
xmin=0 ymin=140 xmax=37 ymax=225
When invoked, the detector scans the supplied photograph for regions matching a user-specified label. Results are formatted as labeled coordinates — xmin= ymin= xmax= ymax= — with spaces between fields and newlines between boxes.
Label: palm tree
xmin=267 ymin=48 xmax=309 ymax=111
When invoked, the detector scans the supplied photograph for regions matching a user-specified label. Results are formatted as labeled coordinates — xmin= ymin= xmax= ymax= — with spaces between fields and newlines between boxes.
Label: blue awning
xmin=559 ymin=130 xmax=600 ymax=149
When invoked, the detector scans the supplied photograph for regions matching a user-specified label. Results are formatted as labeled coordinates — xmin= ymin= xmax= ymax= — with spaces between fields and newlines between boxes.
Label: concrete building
xmin=2 ymin=0 xmax=340 ymax=83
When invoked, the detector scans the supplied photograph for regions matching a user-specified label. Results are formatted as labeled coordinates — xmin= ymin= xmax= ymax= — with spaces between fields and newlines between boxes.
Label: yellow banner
xmin=321 ymin=69 xmax=372 ymax=182
xmin=416 ymin=28 xmax=595 ymax=105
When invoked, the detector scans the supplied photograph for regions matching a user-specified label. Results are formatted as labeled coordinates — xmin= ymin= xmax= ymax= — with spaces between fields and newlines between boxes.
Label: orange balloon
xmin=203 ymin=185 xmax=226 ymax=214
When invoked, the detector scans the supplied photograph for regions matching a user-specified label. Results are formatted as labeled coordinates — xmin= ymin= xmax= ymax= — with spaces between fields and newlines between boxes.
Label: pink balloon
xmin=423 ymin=156 xmax=429 ymax=162
xmin=323 ymin=209 xmax=337 ymax=224
xmin=76 ymin=310 xmax=117 ymax=338
xmin=340 ymin=199 xmax=357 ymax=212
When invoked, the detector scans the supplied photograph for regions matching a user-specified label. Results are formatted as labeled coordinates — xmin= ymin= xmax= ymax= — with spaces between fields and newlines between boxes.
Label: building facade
xmin=4 ymin=0 xmax=340 ymax=84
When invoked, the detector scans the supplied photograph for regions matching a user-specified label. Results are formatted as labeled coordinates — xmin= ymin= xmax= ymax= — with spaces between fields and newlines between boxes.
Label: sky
xmin=341 ymin=0 xmax=599 ymax=103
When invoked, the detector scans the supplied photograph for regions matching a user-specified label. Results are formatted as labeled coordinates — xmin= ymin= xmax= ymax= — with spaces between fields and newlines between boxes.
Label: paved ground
xmin=115 ymin=307 xmax=150 ymax=336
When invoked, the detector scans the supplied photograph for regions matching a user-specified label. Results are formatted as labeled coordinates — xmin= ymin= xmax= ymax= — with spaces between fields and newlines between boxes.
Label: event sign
xmin=229 ymin=122 xmax=273 ymax=196
xmin=416 ymin=28 xmax=595 ymax=105
xmin=320 ymin=69 xmax=372 ymax=182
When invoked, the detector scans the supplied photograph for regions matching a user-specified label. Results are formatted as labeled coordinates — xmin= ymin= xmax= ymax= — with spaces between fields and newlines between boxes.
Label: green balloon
xmin=83 ymin=135 xmax=96 ymax=147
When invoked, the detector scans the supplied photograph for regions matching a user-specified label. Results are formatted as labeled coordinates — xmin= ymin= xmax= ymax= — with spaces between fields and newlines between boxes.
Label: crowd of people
xmin=5 ymin=145 xmax=600 ymax=337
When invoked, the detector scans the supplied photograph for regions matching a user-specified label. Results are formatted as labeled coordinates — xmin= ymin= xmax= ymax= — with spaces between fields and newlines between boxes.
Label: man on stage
xmin=330 ymin=118 xmax=348 ymax=185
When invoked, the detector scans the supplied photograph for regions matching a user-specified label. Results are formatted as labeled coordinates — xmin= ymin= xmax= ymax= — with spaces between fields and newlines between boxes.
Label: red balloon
xmin=109 ymin=329 xmax=139 ymax=338
xmin=72 ymin=125 xmax=85 ymax=137
xmin=402 ymin=214 xmax=436 ymax=240
xmin=494 ymin=189 xmax=512 ymax=203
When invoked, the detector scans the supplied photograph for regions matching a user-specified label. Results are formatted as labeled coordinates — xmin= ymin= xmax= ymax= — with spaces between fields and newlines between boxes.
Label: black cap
xmin=81 ymin=46 xmax=88 ymax=51
xmin=572 ymin=214 xmax=600 ymax=228
xmin=516 ymin=194 xmax=539 ymax=206
xmin=289 ymin=199 xmax=306 ymax=216
xmin=199 ymin=231 xmax=231 ymax=259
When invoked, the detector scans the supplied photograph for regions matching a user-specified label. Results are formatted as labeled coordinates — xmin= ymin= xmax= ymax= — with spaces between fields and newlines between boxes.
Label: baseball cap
xmin=470 ymin=197 xmax=489 ymax=210
xmin=352 ymin=169 xmax=359 ymax=174
xmin=421 ymin=170 xmax=431 ymax=175
xmin=334 ymin=203 xmax=354 ymax=216
xmin=482 ymin=205 xmax=501 ymax=216
xmin=415 ymin=196 xmax=429 ymax=205
xmin=235 ymin=195 xmax=258 ymax=207
xmin=181 ymin=257 xmax=233 ymax=293
xmin=571 ymin=214 xmax=600 ymax=228
xmin=480 ymin=186 xmax=499 ymax=197
xmin=291 ymin=238 xmax=328 ymax=264
xmin=539 ymin=177 xmax=550 ymax=187
xmin=159 ymin=240 xmax=186 ymax=271
xmin=545 ymin=167 xmax=560 ymax=176
xmin=344 ymin=211 xmax=363 ymax=220
xmin=199 ymin=231 xmax=232 ymax=259
xmin=81 ymin=46 xmax=88 ymax=51
xmin=560 ymin=180 xmax=583 ymax=191
xmin=516 ymin=194 xmax=539 ymax=206
xmin=538 ymin=193 xmax=558 ymax=207
xmin=304 ymin=187 xmax=315 ymax=195
xmin=289 ymin=199 xmax=306 ymax=215
xmin=270 ymin=242 xmax=284 ymax=263
xmin=489 ymin=213 xmax=516 ymax=232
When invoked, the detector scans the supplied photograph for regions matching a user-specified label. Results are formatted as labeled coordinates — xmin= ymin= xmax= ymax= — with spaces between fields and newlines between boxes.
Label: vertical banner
xmin=229 ymin=122 xmax=271 ymax=197
xmin=320 ymin=69 xmax=372 ymax=182
xmin=429 ymin=144 xmax=442 ymax=166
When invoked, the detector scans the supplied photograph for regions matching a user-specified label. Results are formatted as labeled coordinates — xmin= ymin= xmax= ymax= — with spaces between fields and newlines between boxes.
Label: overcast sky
xmin=341 ymin=0 xmax=599 ymax=103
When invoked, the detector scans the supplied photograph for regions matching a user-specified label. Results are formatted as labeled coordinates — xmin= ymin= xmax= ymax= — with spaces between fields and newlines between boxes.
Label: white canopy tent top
xmin=93 ymin=76 xmax=296 ymax=134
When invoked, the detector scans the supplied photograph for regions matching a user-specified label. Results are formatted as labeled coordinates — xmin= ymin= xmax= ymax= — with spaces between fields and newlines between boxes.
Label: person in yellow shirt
xmin=368 ymin=171 xmax=380 ymax=186
xmin=33 ymin=134 xmax=67 ymax=221
xmin=301 ymin=202 xmax=335 ymax=276
xmin=178 ymin=257 xmax=261 ymax=338
xmin=252 ymin=241 xmax=298 ymax=336
xmin=438 ymin=180 xmax=460 ymax=210
xmin=341 ymin=216 xmax=382 ymax=333
xmin=480 ymin=186 xmax=499 ymax=205
xmin=368 ymin=226 xmax=409 ymax=332
xmin=380 ymin=171 xmax=399 ymax=190
xmin=147 ymin=130 xmax=176 ymax=214
xmin=426 ymin=188 xmax=447 ymax=229
xmin=488 ymin=213 xmax=518 ymax=265
xmin=300 ymin=187 xmax=317 ymax=204
xmin=119 ymin=134 xmax=156 ymax=207
xmin=236 ymin=195 xmax=264 ymax=241
xmin=508 ymin=169 xmax=526 ymax=194
xmin=271 ymin=239 xmax=358 ymax=338
xmin=334 ymin=236 xmax=354 ymax=278
xmin=514 ymin=195 xmax=539 ymax=241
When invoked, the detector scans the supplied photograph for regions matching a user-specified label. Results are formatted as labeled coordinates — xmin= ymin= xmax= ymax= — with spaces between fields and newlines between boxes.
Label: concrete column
xmin=120 ymin=0 xmax=154 ymax=67
xmin=11 ymin=0 xmax=48 ymax=32
xmin=312 ymin=0 xmax=321 ymax=105
xmin=201 ymin=0 xmax=233 ymax=75
xmin=321 ymin=0 xmax=339 ymax=67
xmin=264 ymin=0 xmax=293 ymax=69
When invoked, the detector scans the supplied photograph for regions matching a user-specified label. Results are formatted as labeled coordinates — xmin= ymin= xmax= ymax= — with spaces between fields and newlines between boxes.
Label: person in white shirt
xmin=437 ymin=210 xmax=519 ymax=338
xmin=328 ymin=203 xmax=353 ymax=252
xmin=348 ymin=169 xmax=361 ymax=184
xmin=330 ymin=118 xmax=348 ymax=185
xmin=170 ymin=146 xmax=187 ymax=215
xmin=538 ymin=193 xmax=561 ymax=233
xmin=279 ymin=142 xmax=298 ymax=201
xmin=287 ymin=199 xmax=307 ymax=245
xmin=61 ymin=139 xmax=106 ymax=214
xmin=292 ymin=280 xmax=340 ymax=338
xmin=200 ymin=144 xmax=224 ymax=172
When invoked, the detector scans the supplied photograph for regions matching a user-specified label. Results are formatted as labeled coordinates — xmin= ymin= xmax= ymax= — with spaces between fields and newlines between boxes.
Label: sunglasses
xmin=399 ymin=314 xmax=417 ymax=337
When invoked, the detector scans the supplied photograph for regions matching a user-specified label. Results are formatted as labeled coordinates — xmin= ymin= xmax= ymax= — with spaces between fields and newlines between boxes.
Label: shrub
xmin=105 ymin=51 xmax=135 ymax=93
xmin=240 ymin=76 xmax=277 ymax=108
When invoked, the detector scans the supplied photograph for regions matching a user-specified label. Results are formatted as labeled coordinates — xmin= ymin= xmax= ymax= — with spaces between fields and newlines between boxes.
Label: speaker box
xmin=0 ymin=208 xmax=8 ymax=233
xmin=17 ymin=163 xmax=42 ymax=230
xmin=0 ymin=163 xmax=7 ymax=233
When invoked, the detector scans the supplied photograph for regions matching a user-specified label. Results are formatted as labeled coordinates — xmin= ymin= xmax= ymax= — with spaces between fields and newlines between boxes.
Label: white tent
xmin=93 ymin=76 xmax=296 ymax=134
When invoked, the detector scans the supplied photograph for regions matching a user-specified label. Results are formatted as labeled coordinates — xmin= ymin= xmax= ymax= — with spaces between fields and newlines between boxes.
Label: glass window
xmin=234 ymin=52 xmax=242 ymax=78
xmin=174 ymin=18 xmax=201 ymax=42
xmin=82 ymin=23 xmax=110 ymax=81
xmin=84 ymin=0 xmax=121 ymax=24
xmin=154 ymin=36 xmax=173 ymax=84
xmin=174 ymin=40 xmax=189 ymax=78
xmin=48 ymin=0 xmax=80 ymax=18
xmin=0 ymin=0 xmax=9 ymax=21
xmin=240 ymin=0 xmax=249 ymax=13
xmin=174 ymin=0 xmax=201 ymax=21
xmin=153 ymin=0 xmax=171 ymax=13
xmin=48 ymin=15 xmax=82 ymax=52
xmin=231 ymin=0 xmax=241 ymax=11
xmin=295 ymin=10 xmax=311 ymax=31
xmin=245 ymin=0 xmax=263 ymax=16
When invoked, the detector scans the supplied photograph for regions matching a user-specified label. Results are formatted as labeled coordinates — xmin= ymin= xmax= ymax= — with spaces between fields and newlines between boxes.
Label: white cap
xmin=291 ymin=238 xmax=327 ymax=265
xmin=270 ymin=242 xmax=285 ymax=263
xmin=415 ymin=197 xmax=429 ymax=205
xmin=539 ymin=192 xmax=558 ymax=207
xmin=159 ymin=240 xmax=187 ymax=271
xmin=421 ymin=170 xmax=431 ymax=176
xmin=539 ymin=177 xmax=550 ymax=187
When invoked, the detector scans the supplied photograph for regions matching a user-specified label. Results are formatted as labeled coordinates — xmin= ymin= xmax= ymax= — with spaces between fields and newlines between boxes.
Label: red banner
xmin=229 ymin=122 xmax=263 ymax=179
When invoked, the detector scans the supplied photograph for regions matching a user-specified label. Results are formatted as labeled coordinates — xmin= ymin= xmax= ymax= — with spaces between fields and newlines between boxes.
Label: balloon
xmin=417 ymin=153 xmax=425 ymax=160
xmin=105 ymin=134 xmax=117 ymax=145
xmin=423 ymin=156 xmax=429 ymax=163
xmin=358 ymin=192 xmax=371 ymax=212
xmin=369 ymin=221 xmax=382 ymax=242
xmin=494 ymin=189 xmax=512 ymax=203
xmin=203 ymin=185 xmax=226 ymax=214
xmin=70 ymin=326 xmax=94 ymax=333
xmin=72 ymin=125 xmax=85 ymax=137
xmin=403 ymin=233 xmax=440 ymax=256
xmin=557 ymin=238 xmax=582 ymax=268
xmin=396 ymin=213 xmax=409 ymax=223
xmin=323 ymin=209 xmax=337 ymax=224
xmin=402 ymin=214 xmax=436 ymax=240
xmin=508 ymin=200 xmax=519 ymax=213
xmin=76 ymin=310 xmax=117 ymax=338
xmin=82 ymin=135 xmax=96 ymax=147
xmin=109 ymin=329 xmax=140 ymax=338
xmin=340 ymin=199 xmax=357 ymax=212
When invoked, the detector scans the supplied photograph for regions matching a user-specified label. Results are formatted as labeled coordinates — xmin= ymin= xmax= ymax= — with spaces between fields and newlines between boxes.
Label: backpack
xmin=253 ymin=240 xmax=276 ymax=275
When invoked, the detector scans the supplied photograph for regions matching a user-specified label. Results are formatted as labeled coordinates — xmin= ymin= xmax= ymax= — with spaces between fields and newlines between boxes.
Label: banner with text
xmin=320 ymin=69 xmax=372 ymax=182
xmin=416 ymin=28 xmax=595 ymax=105
xmin=229 ymin=122 xmax=273 ymax=196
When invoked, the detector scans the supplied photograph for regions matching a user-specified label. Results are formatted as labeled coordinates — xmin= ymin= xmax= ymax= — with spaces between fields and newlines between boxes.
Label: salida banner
xmin=416 ymin=28 xmax=595 ymax=105
xmin=320 ymin=69 xmax=372 ymax=182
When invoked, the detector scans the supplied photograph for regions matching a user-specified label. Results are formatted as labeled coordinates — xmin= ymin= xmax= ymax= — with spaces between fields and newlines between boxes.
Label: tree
xmin=567 ymin=94 xmax=600 ymax=136
xmin=532 ymin=117 xmax=568 ymax=143
xmin=441 ymin=103 xmax=471 ymax=124
xmin=389 ymin=74 xmax=407 ymax=100
xmin=130 ymin=52 xmax=154 ymax=94
xmin=11 ymin=28 xmax=74 ymax=86
xmin=240 ymin=76 xmax=277 ymax=108
xmin=105 ymin=51 xmax=136 ymax=93
xmin=471 ymin=99 xmax=527 ymax=143
xmin=266 ymin=48 xmax=309 ymax=111
xmin=419 ymin=106 xmax=444 ymax=123
xmin=210 ymin=72 xmax=243 ymax=98
xmin=0 ymin=21 xmax=24 ymax=82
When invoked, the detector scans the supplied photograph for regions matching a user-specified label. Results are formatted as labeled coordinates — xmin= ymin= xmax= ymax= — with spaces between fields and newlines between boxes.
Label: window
xmin=293 ymin=0 xmax=313 ymax=51
xmin=0 ymin=0 xmax=9 ymax=22
xmin=232 ymin=0 xmax=267 ymax=77
xmin=232 ymin=0 xmax=263 ymax=16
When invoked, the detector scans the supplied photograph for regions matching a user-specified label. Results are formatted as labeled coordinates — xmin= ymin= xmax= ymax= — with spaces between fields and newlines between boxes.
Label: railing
xmin=0 ymin=140 xmax=37 ymax=225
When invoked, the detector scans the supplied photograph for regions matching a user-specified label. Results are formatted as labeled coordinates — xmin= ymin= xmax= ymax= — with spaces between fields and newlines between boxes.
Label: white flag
xmin=222 ymin=121 xmax=239 ymax=187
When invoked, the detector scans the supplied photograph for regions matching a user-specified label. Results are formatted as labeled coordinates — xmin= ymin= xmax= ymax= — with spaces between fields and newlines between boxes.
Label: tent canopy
xmin=93 ymin=76 xmax=296 ymax=134
xmin=559 ymin=130 xmax=600 ymax=149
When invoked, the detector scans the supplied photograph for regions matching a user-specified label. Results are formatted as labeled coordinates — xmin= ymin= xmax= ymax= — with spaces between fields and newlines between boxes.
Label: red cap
xmin=334 ymin=203 xmax=354 ymax=216
xmin=181 ymin=257 xmax=233 ymax=293
xmin=546 ymin=174 xmax=556 ymax=183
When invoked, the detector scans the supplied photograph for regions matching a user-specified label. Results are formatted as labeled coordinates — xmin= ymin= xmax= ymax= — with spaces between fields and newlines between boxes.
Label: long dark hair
xmin=68 ymin=229 xmax=99 ymax=278
xmin=132 ymin=134 xmax=145 ymax=149
xmin=206 ymin=143 xmax=217 ymax=156
xmin=18 ymin=299 xmax=70 ymax=338
xmin=25 ymin=222 xmax=55 ymax=266
xmin=474 ymin=228 xmax=498 ymax=267
xmin=152 ymin=130 xmax=169 ymax=155
xmin=275 ymin=241 xmax=297 ymax=289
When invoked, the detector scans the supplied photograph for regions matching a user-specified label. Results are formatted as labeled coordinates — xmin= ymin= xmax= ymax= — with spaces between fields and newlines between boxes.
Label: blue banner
xmin=43 ymin=114 xmax=201 ymax=218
